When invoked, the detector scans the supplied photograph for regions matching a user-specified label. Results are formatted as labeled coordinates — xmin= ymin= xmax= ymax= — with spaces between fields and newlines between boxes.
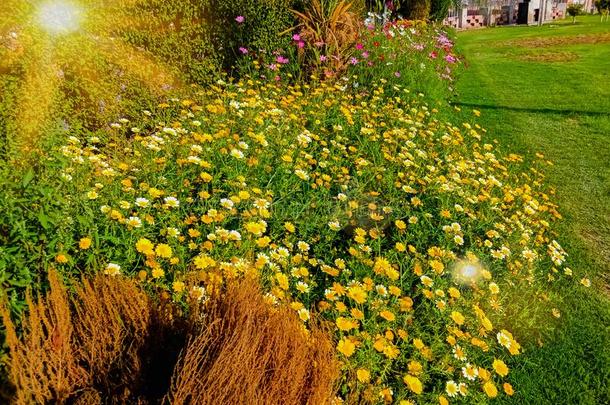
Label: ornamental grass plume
xmin=291 ymin=0 xmax=360 ymax=74
xmin=167 ymin=275 xmax=339 ymax=405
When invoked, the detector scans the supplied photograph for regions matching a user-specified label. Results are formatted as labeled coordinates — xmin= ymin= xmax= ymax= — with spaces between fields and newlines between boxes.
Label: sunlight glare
xmin=453 ymin=259 xmax=484 ymax=285
xmin=36 ymin=1 xmax=83 ymax=35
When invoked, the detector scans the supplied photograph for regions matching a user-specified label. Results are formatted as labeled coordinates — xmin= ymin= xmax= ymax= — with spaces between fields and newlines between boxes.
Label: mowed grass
xmin=456 ymin=16 xmax=610 ymax=404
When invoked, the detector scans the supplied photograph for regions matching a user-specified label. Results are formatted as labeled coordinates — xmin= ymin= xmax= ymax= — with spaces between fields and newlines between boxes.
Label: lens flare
xmin=36 ymin=1 xmax=82 ymax=35
xmin=453 ymin=259 xmax=485 ymax=284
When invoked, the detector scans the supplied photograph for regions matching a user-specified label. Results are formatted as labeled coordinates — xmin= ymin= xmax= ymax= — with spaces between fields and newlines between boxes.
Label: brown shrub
xmin=167 ymin=276 xmax=339 ymax=405
xmin=1 ymin=271 xmax=339 ymax=404
xmin=1 ymin=270 xmax=154 ymax=404
xmin=71 ymin=272 xmax=154 ymax=401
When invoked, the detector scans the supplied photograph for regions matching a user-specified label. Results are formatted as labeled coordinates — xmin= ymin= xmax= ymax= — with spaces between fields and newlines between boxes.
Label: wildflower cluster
xmin=54 ymin=77 xmax=581 ymax=403
xmin=237 ymin=18 xmax=461 ymax=98
xmin=349 ymin=20 xmax=461 ymax=92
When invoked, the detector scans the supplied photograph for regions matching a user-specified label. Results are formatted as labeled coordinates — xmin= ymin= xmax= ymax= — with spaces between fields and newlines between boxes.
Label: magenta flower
xmin=235 ymin=15 xmax=245 ymax=23
xmin=444 ymin=54 xmax=457 ymax=63
xmin=239 ymin=47 xmax=248 ymax=54
xmin=276 ymin=55 xmax=289 ymax=64
xmin=297 ymin=41 xmax=305 ymax=49
xmin=355 ymin=43 xmax=364 ymax=50
xmin=292 ymin=34 xmax=301 ymax=41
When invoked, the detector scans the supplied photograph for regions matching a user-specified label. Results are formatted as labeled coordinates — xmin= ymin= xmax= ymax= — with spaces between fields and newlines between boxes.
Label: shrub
xmin=429 ymin=0 xmax=460 ymax=21
xmin=566 ymin=3 xmax=583 ymax=23
xmin=1 ymin=271 xmax=338 ymax=404
xmin=1 ymin=270 xmax=153 ymax=404
xmin=0 ymin=0 xmax=203 ymax=156
xmin=168 ymin=276 xmax=339 ymax=404
xmin=92 ymin=0 xmax=221 ymax=85
xmin=210 ymin=0 xmax=300 ymax=72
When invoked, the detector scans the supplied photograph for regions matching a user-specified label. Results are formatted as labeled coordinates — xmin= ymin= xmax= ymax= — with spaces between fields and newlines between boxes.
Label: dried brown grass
xmin=1 ymin=270 xmax=154 ymax=404
xmin=1 ymin=271 xmax=338 ymax=404
xmin=167 ymin=275 xmax=339 ymax=405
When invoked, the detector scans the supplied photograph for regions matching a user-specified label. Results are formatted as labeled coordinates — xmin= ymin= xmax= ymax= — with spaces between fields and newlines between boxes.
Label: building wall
xmin=443 ymin=0 xmax=568 ymax=29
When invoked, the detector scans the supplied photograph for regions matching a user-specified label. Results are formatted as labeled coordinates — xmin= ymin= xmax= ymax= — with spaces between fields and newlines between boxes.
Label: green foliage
xmin=567 ymin=3 xmax=584 ymax=22
xmin=429 ymin=0 xmax=460 ymax=21
xmin=397 ymin=0 xmax=431 ymax=19
xmin=105 ymin=0 xmax=221 ymax=84
xmin=595 ymin=0 xmax=610 ymax=13
xmin=210 ymin=0 xmax=301 ymax=72
xmin=0 ymin=137 xmax=69 ymax=319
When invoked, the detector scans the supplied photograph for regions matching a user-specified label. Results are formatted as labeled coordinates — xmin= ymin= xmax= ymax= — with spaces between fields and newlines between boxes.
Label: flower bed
xmin=34 ymin=75 xmax=583 ymax=402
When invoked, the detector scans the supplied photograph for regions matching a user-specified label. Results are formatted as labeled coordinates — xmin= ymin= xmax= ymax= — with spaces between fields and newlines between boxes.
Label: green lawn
xmin=455 ymin=15 xmax=610 ymax=404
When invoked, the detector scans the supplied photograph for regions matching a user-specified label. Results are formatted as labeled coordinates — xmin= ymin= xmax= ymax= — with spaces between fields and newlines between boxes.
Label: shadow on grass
xmin=451 ymin=101 xmax=610 ymax=117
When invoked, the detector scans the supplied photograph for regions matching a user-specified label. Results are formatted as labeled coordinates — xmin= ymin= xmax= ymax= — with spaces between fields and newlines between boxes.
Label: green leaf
xmin=21 ymin=169 xmax=35 ymax=188
xmin=38 ymin=211 xmax=50 ymax=230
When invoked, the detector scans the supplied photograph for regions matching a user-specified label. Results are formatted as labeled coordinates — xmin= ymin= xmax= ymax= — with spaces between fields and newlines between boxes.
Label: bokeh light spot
xmin=36 ymin=1 xmax=83 ymax=35
xmin=453 ymin=259 xmax=484 ymax=285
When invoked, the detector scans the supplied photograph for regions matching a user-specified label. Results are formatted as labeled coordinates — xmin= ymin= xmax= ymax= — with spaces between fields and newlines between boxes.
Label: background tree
xmin=396 ymin=0 xmax=431 ymax=19
xmin=566 ymin=3 xmax=583 ymax=23
xmin=429 ymin=0 xmax=462 ymax=21
xmin=595 ymin=0 xmax=610 ymax=21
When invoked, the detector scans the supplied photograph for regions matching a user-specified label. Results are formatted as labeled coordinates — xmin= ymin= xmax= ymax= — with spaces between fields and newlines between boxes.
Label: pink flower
xmin=235 ymin=15 xmax=245 ymax=23
xmin=297 ymin=41 xmax=305 ymax=49
xmin=268 ymin=63 xmax=277 ymax=71
xmin=292 ymin=34 xmax=301 ymax=41
xmin=429 ymin=51 xmax=438 ymax=59
xmin=445 ymin=54 xmax=457 ymax=63
xmin=361 ymin=51 xmax=369 ymax=59
xmin=239 ymin=47 xmax=248 ymax=54
xmin=349 ymin=57 xmax=358 ymax=65
xmin=394 ymin=71 xmax=401 ymax=78
xmin=356 ymin=43 xmax=364 ymax=50
xmin=319 ymin=55 xmax=327 ymax=62
xmin=276 ymin=55 xmax=289 ymax=64
xmin=274 ymin=75 xmax=281 ymax=81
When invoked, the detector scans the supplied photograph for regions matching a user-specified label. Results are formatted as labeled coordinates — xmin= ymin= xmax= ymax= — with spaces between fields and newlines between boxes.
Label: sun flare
xmin=36 ymin=0 xmax=83 ymax=35
xmin=453 ymin=259 xmax=485 ymax=285
xmin=0 ymin=0 xmax=182 ymax=155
